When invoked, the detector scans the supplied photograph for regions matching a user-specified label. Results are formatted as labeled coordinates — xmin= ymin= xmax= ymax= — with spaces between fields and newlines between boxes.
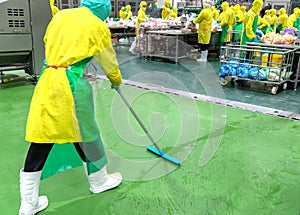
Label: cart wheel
xmin=271 ymin=86 xmax=278 ymax=95
xmin=230 ymin=78 xmax=235 ymax=86
xmin=283 ymin=83 xmax=287 ymax=90
xmin=220 ymin=78 xmax=228 ymax=86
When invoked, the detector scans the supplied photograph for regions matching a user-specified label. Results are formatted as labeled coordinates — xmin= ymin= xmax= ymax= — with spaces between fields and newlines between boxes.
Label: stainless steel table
xmin=143 ymin=30 xmax=198 ymax=63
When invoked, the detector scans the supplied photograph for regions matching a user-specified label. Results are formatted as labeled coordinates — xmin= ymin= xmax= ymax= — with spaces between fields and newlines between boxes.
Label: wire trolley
xmin=218 ymin=43 xmax=300 ymax=94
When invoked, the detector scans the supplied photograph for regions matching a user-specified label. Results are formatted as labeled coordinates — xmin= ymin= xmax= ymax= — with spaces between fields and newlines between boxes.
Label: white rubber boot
xmin=197 ymin=50 xmax=208 ymax=62
xmin=203 ymin=50 xmax=208 ymax=62
xmin=83 ymin=162 xmax=122 ymax=194
xmin=129 ymin=39 xmax=136 ymax=55
xmin=19 ymin=169 xmax=48 ymax=215
xmin=197 ymin=52 xmax=203 ymax=62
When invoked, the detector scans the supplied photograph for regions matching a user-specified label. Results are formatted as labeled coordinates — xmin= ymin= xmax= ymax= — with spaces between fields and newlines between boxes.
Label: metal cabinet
xmin=0 ymin=0 xmax=51 ymax=77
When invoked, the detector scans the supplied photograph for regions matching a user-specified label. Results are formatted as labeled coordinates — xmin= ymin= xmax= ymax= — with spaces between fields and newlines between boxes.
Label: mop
xmin=115 ymin=88 xmax=181 ymax=166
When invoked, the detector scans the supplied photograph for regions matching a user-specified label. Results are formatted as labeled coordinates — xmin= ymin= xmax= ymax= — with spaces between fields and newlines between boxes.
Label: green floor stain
xmin=0 ymin=83 xmax=299 ymax=215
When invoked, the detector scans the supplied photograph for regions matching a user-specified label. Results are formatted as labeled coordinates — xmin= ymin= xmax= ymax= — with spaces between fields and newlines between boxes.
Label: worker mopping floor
xmin=1 ymin=81 xmax=299 ymax=214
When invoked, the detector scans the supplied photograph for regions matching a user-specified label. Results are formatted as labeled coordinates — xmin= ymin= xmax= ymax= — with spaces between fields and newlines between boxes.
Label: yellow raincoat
xmin=136 ymin=1 xmax=147 ymax=37
xmin=26 ymin=7 xmax=122 ymax=143
xmin=241 ymin=0 xmax=263 ymax=45
xmin=162 ymin=0 xmax=171 ymax=19
xmin=233 ymin=4 xmax=241 ymax=15
xmin=50 ymin=0 xmax=59 ymax=16
xmin=193 ymin=8 xmax=213 ymax=44
xmin=277 ymin=8 xmax=288 ymax=33
xmin=241 ymin=6 xmax=247 ymax=19
xmin=218 ymin=12 xmax=224 ymax=22
xmin=263 ymin=10 xmax=272 ymax=25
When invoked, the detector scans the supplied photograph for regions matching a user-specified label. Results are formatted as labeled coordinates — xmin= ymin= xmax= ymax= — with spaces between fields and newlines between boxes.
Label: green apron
xmin=220 ymin=25 xmax=229 ymax=44
xmin=293 ymin=18 xmax=299 ymax=29
xmin=41 ymin=58 xmax=107 ymax=179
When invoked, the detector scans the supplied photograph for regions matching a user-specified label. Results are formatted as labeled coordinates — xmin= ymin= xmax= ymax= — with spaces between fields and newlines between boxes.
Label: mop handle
xmin=116 ymin=88 xmax=162 ymax=152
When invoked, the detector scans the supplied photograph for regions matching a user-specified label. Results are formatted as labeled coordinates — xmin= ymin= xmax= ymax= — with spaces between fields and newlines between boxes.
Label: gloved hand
xmin=253 ymin=37 xmax=260 ymax=43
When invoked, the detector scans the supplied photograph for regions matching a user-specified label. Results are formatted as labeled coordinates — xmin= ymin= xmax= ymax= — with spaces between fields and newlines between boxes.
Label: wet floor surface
xmin=1 ymin=82 xmax=299 ymax=214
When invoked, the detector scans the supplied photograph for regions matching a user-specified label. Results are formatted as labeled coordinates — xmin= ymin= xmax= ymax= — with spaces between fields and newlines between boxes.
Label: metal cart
xmin=291 ymin=38 xmax=300 ymax=90
xmin=227 ymin=30 xmax=243 ymax=45
xmin=219 ymin=43 xmax=300 ymax=94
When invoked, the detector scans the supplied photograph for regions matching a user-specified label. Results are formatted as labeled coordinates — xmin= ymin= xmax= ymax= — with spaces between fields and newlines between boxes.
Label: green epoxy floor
xmin=1 ymin=80 xmax=299 ymax=214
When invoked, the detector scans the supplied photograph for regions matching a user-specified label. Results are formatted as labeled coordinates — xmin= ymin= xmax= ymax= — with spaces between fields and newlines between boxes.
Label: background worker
xmin=136 ymin=1 xmax=148 ymax=36
xmin=166 ymin=7 xmax=178 ymax=20
xmin=119 ymin=6 xmax=126 ymax=19
xmin=270 ymin=8 xmax=277 ymax=32
xmin=241 ymin=0 xmax=263 ymax=45
xmin=18 ymin=0 xmax=123 ymax=214
xmin=287 ymin=7 xmax=300 ymax=32
xmin=129 ymin=1 xmax=148 ymax=54
xmin=233 ymin=4 xmax=244 ymax=42
xmin=192 ymin=0 xmax=213 ymax=62
xmin=219 ymin=1 xmax=235 ymax=46
xmin=258 ymin=15 xmax=273 ymax=34
xmin=277 ymin=8 xmax=288 ymax=33
xmin=124 ymin=4 xmax=133 ymax=20
xmin=162 ymin=0 xmax=171 ymax=19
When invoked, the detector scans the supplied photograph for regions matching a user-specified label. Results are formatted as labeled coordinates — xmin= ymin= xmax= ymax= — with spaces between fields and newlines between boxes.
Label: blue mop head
xmin=146 ymin=145 xmax=181 ymax=166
